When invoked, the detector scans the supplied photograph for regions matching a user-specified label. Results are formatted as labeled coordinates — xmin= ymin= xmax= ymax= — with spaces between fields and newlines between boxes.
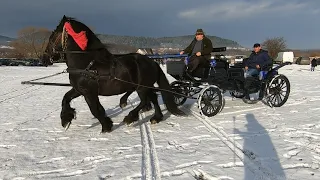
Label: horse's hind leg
xmin=61 ymin=88 xmax=81 ymax=129
xmin=84 ymin=94 xmax=113 ymax=133
xmin=148 ymin=90 xmax=163 ymax=124
xmin=119 ymin=91 xmax=133 ymax=108
xmin=120 ymin=90 xmax=152 ymax=112
xmin=141 ymin=98 xmax=153 ymax=112
xmin=123 ymin=89 xmax=148 ymax=125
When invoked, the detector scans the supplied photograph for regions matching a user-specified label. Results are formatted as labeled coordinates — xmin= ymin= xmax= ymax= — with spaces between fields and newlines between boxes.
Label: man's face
xmin=254 ymin=46 xmax=261 ymax=53
xmin=196 ymin=34 xmax=204 ymax=41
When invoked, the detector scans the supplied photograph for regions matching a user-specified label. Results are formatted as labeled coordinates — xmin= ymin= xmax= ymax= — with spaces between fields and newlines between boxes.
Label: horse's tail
xmin=156 ymin=65 xmax=185 ymax=116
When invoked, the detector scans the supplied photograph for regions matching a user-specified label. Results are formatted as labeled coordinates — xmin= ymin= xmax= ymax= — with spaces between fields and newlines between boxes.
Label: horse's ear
xmin=63 ymin=15 xmax=66 ymax=20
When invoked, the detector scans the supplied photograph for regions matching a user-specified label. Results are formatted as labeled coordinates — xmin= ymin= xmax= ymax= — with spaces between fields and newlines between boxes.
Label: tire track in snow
xmin=0 ymin=86 xmax=43 ymax=104
xmin=0 ymin=84 xmax=35 ymax=97
xmin=127 ymin=97 xmax=161 ymax=180
xmin=183 ymin=107 xmax=285 ymax=180
xmin=0 ymin=75 xmax=66 ymax=103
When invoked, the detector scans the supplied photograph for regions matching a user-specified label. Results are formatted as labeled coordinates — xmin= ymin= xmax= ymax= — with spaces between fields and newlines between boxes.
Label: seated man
xmin=243 ymin=43 xmax=272 ymax=100
xmin=180 ymin=29 xmax=213 ymax=74
xmin=244 ymin=43 xmax=272 ymax=77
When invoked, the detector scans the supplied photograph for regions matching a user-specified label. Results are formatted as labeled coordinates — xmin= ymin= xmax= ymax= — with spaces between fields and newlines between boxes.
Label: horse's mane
xmin=66 ymin=16 xmax=106 ymax=49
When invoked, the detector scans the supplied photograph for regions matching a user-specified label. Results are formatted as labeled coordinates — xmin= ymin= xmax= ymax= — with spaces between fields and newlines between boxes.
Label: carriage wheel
xmin=266 ymin=75 xmax=290 ymax=107
xmin=170 ymin=81 xmax=188 ymax=106
xmin=197 ymin=86 xmax=223 ymax=117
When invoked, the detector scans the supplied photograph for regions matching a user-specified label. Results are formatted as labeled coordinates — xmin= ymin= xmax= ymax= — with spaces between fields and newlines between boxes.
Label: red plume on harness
xmin=63 ymin=22 xmax=88 ymax=51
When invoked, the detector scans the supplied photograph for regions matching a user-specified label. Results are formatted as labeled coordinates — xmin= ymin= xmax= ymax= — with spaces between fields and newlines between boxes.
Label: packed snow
xmin=0 ymin=63 xmax=320 ymax=180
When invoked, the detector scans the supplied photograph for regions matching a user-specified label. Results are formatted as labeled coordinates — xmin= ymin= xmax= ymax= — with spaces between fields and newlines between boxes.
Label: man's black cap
xmin=195 ymin=29 xmax=204 ymax=35
xmin=253 ymin=43 xmax=261 ymax=47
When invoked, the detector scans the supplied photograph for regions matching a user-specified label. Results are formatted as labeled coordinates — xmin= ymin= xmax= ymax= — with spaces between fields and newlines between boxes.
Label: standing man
xmin=180 ymin=29 xmax=213 ymax=73
xmin=311 ymin=58 xmax=317 ymax=71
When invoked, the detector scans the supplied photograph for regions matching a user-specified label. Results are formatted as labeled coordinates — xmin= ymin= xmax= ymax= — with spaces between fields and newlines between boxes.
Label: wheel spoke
xmin=207 ymin=105 xmax=214 ymax=113
xmin=270 ymin=94 xmax=277 ymax=104
xmin=276 ymin=95 xmax=281 ymax=105
xmin=277 ymin=94 xmax=283 ymax=103
xmin=281 ymin=85 xmax=287 ymax=90
xmin=202 ymin=104 xmax=209 ymax=113
xmin=279 ymin=81 xmax=285 ymax=88
xmin=211 ymin=94 xmax=218 ymax=101
xmin=279 ymin=92 xmax=286 ymax=97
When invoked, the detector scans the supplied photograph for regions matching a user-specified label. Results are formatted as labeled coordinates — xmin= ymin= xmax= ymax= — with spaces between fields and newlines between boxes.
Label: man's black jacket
xmin=183 ymin=36 xmax=213 ymax=60
xmin=245 ymin=49 xmax=272 ymax=70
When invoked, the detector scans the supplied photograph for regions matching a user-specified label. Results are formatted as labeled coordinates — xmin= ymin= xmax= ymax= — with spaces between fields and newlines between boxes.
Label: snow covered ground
xmin=1 ymin=63 xmax=320 ymax=180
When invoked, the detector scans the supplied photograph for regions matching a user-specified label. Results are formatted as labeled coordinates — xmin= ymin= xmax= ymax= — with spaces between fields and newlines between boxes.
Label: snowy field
xmin=1 ymin=63 xmax=320 ymax=180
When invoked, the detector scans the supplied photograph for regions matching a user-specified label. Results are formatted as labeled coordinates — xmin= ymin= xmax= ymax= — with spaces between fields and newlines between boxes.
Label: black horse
xmin=42 ymin=15 xmax=184 ymax=133
xmin=47 ymin=49 xmax=153 ymax=111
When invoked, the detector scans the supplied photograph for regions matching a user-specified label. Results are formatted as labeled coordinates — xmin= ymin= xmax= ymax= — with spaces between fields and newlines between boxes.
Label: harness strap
xmin=86 ymin=60 xmax=95 ymax=71
xmin=112 ymin=77 xmax=192 ymax=98
xmin=64 ymin=57 xmax=192 ymax=98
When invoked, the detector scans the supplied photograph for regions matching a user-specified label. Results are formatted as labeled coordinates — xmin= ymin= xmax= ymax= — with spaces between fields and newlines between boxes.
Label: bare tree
xmin=262 ymin=37 xmax=287 ymax=59
xmin=9 ymin=27 xmax=50 ymax=58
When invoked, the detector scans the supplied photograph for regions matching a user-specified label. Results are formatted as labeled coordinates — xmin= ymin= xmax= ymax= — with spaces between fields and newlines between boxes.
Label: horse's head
xmin=42 ymin=15 xmax=105 ymax=64
xmin=42 ymin=15 xmax=69 ymax=63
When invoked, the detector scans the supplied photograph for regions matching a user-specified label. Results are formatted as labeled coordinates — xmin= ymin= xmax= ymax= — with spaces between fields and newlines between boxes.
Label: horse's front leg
xmin=83 ymin=94 xmax=113 ymax=133
xmin=61 ymin=88 xmax=81 ymax=130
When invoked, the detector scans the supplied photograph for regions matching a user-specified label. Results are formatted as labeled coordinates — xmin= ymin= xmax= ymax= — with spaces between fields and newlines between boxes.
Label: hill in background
xmin=97 ymin=34 xmax=241 ymax=49
xmin=0 ymin=35 xmax=14 ymax=43
xmin=0 ymin=35 xmax=14 ymax=48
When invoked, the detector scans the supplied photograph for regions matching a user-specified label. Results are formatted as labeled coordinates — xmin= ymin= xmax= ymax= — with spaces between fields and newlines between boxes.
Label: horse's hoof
xmin=101 ymin=126 xmax=113 ymax=133
xmin=120 ymin=103 xmax=127 ymax=109
xmin=101 ymin=121 xmax=113 ymax=133
xmin=101 ymin=128 xmax=112 ymax=133
xmin=61 ymin=108 xmax=76 ymax=127
xmin=123 ymin=115 xmax=138 ymax=125
xmin=150 ymin=119 xmax=158 ymax=124
xmin=150 ymin=115 xmax=163 ymax=124
xmin=64 ymin=122 xmax=71 ymax=131
xmin=141 ymin=104 xmax=152 ymax=112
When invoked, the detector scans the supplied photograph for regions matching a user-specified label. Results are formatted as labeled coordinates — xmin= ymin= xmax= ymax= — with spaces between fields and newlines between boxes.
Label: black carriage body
xmin=166 ymin=57 xmax=247 ymax=92
xmin=166 ymin=47 xmax=290 ymax=112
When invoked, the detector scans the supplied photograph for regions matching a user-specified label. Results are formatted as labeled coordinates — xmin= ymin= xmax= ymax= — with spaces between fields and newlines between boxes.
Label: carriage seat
xmin=190 ymin=58 xmax=229 ymax=78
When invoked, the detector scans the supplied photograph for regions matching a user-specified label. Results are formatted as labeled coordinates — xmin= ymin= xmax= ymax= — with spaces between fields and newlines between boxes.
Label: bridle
xmin=45 ymin=24 xmax=89 ymax=61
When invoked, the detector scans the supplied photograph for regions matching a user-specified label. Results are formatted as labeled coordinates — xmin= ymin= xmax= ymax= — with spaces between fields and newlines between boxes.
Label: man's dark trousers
xmin=187 ymin=56 xmax=207 ymax=72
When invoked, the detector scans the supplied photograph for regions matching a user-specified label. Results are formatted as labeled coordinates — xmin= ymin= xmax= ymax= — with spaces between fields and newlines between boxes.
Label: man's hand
xmin=196 ymin=52 xmax=201 ymax=56
xmin=245 ymin=66 xmax=248 ymax=70
xmin=256 ymin=64 xmax=260 ymax=69
xmin=180 ymin=51 xmax=184 ymax=55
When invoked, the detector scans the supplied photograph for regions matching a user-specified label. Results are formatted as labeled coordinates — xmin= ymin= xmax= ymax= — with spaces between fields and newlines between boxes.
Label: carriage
xmin=165 ymin=47 xmax=291 ymax=117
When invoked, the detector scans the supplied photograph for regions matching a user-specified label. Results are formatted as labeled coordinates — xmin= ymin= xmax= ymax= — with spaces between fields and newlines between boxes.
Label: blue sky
xmin=0 ymin=0 xmax=319 ymax=49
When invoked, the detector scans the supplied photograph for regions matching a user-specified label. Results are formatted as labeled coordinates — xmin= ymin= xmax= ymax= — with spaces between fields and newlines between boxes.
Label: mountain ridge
xmin=0 ymin=33 xmax=241 ymax=49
